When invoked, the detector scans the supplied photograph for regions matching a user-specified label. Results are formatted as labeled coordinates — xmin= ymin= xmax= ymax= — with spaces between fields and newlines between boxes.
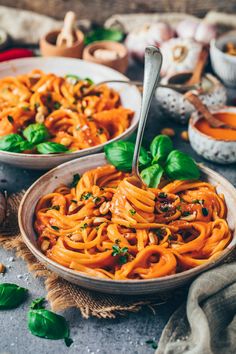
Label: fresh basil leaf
xmin=30 ymin=297 xmax=45 ymax=310
xmin=150 ymin=135 xmax=173 ymax=164
xmin=84 ymin=28 xmax=124 ymax=45
xmin=0 ymin=134 xmax=24 ymax=153
xmin=165 ymin=150 xmax=200 ymax=180
xmin=104 ymin=141 xmax=151 ymax=171
xmin=23 ymin=123 xmax=49 ymax=145
xmin=28 ymin=299 xmax=73 ymax=346
xmin=141 ymin=164 xmax=164 ymax=188
xmin=0 ymin=283 xmax=28 ymax=309
xmin=36 ymin=142 xmax=69 ymax=154
xmin=71 ymin=173 xmax=80 ymax=188
xmin=18 ymin=141 xmax=34 ymax=152
xmin=84 ymin=77 xmax=94 ymax=85
xmin=65 ymin=74 xmax=81 ymax=84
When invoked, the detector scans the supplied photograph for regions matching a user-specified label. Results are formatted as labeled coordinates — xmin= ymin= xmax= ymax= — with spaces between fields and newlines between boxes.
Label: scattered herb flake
xmin=81 ymin=192 xmax=93 ymax=200
xmin=129 ymin=209 xmax=136 ymax=216
xmin=7 ymin=115 xmax=14 ymax=124
xmin=202 ymin=207 xmax=209 ymax=217
xmin=146 ymin=339 xmax=158 ymax=349
xmin=54 ymin=102 xmax=61 ymax=110
xmin=51 ymin=225 xmax=60 ymax=231
xmin=22 ymin=106 xmax=30 ymax=111
xmin=160 ymin=205 xmax=170 ymax=212
xmin=80 ymin=223 xmax=88 ymax=230
xmin=158 ymin=192 xmax=167 ymax=199
xmin=70 ymin=199 xmax=77 ymax=204
xmin=97 ymin=127 xmax=104 ymax=135
xmin=182 ymin=211 xmax=191 ymax=217
xmin=93 ymin=196 xmax=101 ymax=204
xmin=71 ymin=173 xmax=80 ymax=188
xmin=50 ymin=205 xmax=60 ymax=211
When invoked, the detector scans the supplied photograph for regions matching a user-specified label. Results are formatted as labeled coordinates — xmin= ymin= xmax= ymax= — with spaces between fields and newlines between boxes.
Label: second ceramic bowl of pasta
xmin=19 ymin=153 xmax=236 ymax=295
xmin=0 ymin=57 xmax=141 ymax=170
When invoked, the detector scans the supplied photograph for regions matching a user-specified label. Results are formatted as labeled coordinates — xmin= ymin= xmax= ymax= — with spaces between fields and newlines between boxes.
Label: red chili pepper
xmin=0 ymin=48 xmax=34 ymax=62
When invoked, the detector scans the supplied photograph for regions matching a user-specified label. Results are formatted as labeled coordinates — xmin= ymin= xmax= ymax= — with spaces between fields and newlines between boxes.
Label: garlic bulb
xmin=125 ymin=22 xmax=174 ymax=61
xmin=194 ymin=22 xmax=217 ymax=44
xmin=160 ymin=38 xmax=203 ymax=77
xmin=176 ymin=20 xmax=199 ymax=40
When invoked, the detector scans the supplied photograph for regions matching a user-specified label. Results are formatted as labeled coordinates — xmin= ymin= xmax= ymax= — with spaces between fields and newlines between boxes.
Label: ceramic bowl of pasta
xmin=0 ymin=57 xmax=141 ymax=169
xmin=19 ymin=153 xmax=236 ymax=295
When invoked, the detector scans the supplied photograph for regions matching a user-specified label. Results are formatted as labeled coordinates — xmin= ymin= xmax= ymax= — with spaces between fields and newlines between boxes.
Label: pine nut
xmin=93 ymin=217 xmax=108 ymax=225
xmin=41 ymin=240 xmax=50 ymax=252
xmin=181 ymin=130 xmax=189 ymax=142
xmin=0 ymin=263 xmax=5 ymax=273
xmin=161 ymin=128 xmax=175 ymax=137
xmin=99 ymin=201 xmax=110 ymax=215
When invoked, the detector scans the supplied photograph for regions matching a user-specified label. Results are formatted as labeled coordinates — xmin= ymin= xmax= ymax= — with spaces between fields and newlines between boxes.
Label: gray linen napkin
xmin=156 ymin=263 xmax=236 ymax=354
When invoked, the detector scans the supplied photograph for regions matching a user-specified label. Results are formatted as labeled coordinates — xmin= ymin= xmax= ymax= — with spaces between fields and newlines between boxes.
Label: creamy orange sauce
xmin=195 ymin=112 xmax=236 ymax=141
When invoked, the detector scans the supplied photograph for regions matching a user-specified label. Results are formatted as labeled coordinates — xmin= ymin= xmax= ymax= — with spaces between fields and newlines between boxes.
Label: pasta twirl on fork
xmin=34 ymin=165 xmax=232 ymax=280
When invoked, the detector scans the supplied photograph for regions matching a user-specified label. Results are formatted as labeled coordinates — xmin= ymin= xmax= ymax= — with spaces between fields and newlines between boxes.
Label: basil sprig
xmin=36 ymin=142 xmax=69 ymax=154
xmin=0 ymin=134 xmax=28 ymax=153
xmin=104 ymin=141 xmax=151 ymax=172
xmin=84 ymin=28 xmax=124 ymax=45
xmin=0 ymin=283 xmax=28 ymax=309
xmin=104 ymin=134 xmax=200 ymax=187
xmin=28 ymin=298 xmax=73 ymax=347
xmin=23 ymin=123 xmax=49 ymax=145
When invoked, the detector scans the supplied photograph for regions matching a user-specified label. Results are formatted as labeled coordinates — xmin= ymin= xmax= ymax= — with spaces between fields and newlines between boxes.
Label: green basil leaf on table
xmin=28 ymin=298 xmax=73 ymax=347
xmin=36 ymin=142 xmax=69 ymax=154
xmin=0 ymin=283 xmax=28 ymax=309
xmin=165 ymin=150 xmax=200 ymax=180
xmin=84 ymin=28 xmax=124 ymax=45
xmin=141 ymin=164 xmax=164 ymax=188
xmin=0 ymin=134 xmax=24 ymax=153
xmin=23 ymin=123 xmax=49 ymax=145
xmin=150 ymin=134 xmax=173 ymax=164
xmin=104 ymin=141 xmax=151 ymax=171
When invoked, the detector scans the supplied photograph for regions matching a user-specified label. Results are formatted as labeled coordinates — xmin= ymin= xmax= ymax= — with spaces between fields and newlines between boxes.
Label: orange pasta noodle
xmin=34 ymin=165 xmax=232 ymax=280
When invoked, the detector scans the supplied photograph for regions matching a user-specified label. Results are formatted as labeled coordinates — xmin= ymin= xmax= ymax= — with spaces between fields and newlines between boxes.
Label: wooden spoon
xmin=185 ymin=47 xmax=208 ymax=86
xmin=185 ymin=92 xmax=236 ymax=130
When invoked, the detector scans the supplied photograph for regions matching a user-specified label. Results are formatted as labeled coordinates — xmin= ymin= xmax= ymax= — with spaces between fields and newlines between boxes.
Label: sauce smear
xmin=195 ymin=112 xmax=236 ymax=141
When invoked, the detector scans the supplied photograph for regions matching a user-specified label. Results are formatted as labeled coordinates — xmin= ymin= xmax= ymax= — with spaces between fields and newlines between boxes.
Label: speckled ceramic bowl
xmin=189 ymin=106 xmax=236 ymax=164
xmin=19 ymin=153 xmax=236 ymax=295
xmin=156 ymin=74 xmax=227 ymax=124
xmin=0 ymin=57 xmax=141 ymax=170
xmin=210 ymin=31 xmax=236 ymax=88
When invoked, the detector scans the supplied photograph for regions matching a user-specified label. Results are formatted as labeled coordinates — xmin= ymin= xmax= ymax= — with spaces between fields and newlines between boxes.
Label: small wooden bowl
xmin=40 ymin=29 xmax=84 ymax=58
xmin=188 ymin=106 xmax=236 ymax=164
xmin=83 ymin=41 xmax=128 ymax=73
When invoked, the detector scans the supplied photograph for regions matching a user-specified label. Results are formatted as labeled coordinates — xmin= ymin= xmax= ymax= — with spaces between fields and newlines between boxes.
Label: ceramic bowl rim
xmin=18 ymin=153 xmax=236 ymax=286
xmin=211 ymin=35 xmax=236 ymax=63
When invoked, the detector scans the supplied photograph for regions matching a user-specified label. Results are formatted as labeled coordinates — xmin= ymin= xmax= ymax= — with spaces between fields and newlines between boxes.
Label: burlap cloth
xmin=0 ymin=192 xmax=172 ymax=319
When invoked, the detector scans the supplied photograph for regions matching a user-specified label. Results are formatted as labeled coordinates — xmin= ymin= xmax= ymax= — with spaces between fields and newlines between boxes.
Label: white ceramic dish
xmin=189 ymin=106 xmax=236 ymax=164
xmin=19 ymin=153 xmax=236 ymax=295
xmin=0 ymin=57 xmax=141 ymax=170
xmin=210 ymin=31 xmax=236 ymax=88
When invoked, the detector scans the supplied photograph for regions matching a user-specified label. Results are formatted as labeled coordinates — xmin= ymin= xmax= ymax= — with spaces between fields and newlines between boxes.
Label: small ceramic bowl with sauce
xmin=188 ymin=106 xmax=236 ymax=164
xmin=83 ymin=41 xmax=128 ymax=74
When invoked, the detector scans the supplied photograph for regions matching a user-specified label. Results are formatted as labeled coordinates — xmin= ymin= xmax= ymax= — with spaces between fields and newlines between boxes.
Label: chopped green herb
xmin=168 ymin=235 xmax=176 ymax=241
xmin=76 ymin=126 xmax=81 ymax=131
xmin=34 ymin=102 xmax=40 ymax=110
xmin=112 ymin=245 xmax=129 ymax=264
xmin=7 ymin=115 xmax=14 ymax=124
xmin=93 ymin=196 xmax=101 ymax=204
xmin=51 ymin=225 xmax=60 ymax=231
xmin=71 ymin=173 xmax=80 ymax=188
xmin=176 ymin=205 xmax=182 ymax=211
xmin=158 ymin=192 xmax=167 ymax=199
xmin=202 ymin=207 xmax=209 ymax=217
xmin=182 ymin=211 xmax=191 ymax=217
xmin=50 ymin=205 xmax=60 ymax=211
xmin=153 ymin=228 xmax=165 ymax=240
xmin=192 ymin=199 xmax=204 ymax=205
xmin=54 ymin=102 xmax=61 ymax=110
xmin=70 ymin=199 xmax=77 ymax=204
xmin=97 ymin=127 xmax=104 ymax=135
xmin=80 ymin=223 xmax=88 ymax=230
xmin=22 ymin=106 xmax=30 ymax=111
xmin=146 ymin=339 xmax=158 ymax=349
xmin=81 ymin=192 xmax=93 ymax=200
xmin=95 ymin=226 xmax=100 ymax=231
xmin=160 ymin=205 xmax=170 ymax=212
xmin=129 ymin=209 xmax=136 ymax=216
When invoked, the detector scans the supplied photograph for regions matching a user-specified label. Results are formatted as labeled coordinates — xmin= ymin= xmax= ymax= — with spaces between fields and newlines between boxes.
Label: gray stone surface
xmin=0 ymin=61 xmax=236 ymax=354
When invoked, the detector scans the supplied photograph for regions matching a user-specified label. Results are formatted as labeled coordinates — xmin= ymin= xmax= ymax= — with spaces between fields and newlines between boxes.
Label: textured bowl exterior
xmin=0 ymin=57 xmax=141 ymax=170
xmin=210 ymin=34 xmax=236 ymax=88
xmin=155 ymin=76 xmax=226 ymax=124
xmin=189 ymin=106 xmax=236 ymax=164
xmin=19 ymin=153 xmax=236 ymax=295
